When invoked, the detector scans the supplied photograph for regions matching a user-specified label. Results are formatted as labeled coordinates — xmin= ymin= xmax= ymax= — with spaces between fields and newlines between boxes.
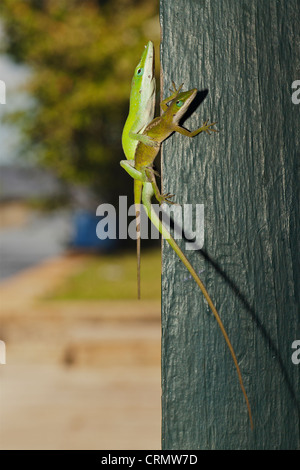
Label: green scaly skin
xmin=121 ymin=41 xmax=156 ymax=161
xmin=121 ymin=41 xmax=156 ymax=299
xmin=121 ymin=82 xmax=217 ymax=204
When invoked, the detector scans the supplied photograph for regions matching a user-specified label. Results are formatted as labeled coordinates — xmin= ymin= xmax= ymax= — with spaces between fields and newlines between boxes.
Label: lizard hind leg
xmin=144 ymin=167 xmax=176 ymax=205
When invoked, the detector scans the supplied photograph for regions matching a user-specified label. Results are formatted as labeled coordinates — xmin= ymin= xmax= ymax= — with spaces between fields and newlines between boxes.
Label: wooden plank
xmin=160 ymin=0 xmax=300 ymax=449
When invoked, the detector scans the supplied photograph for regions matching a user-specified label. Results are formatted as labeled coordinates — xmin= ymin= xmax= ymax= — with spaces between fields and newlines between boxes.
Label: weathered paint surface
xmin=160 ymin=0 xmax=300 ymax=450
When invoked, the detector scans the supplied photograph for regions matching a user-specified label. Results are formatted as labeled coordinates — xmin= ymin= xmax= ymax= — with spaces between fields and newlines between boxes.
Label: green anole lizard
xmin=121 ymin=80 xmax=253 ymax=429
xmin=122 ymin=41 xmax=156 ymax=299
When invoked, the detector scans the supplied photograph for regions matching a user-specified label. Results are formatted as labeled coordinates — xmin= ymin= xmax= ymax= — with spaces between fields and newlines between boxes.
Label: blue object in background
xmin=72 ymin=210 xmax=117 ymax=250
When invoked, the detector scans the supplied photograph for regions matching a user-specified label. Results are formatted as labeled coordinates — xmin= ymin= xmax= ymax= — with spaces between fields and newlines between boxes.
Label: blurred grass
xmin=47 ymin=248 xmax=161 ymax=300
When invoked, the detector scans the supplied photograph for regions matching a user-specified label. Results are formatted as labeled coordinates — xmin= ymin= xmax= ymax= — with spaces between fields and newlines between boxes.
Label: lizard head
xmin=130 ymin=41 xmax=156 ymax=116
xmin=169 ymin=88 xmax=198 ymax=124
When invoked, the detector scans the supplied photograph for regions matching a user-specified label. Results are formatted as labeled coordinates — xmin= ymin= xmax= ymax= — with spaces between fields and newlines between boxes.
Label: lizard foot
xmin=169 ymin=81 xmax=184 ymax=94
xmin=201 ymin=120 xmax=218 ymax=134
xmin=157 ymin=192 xmax=176 ymax=205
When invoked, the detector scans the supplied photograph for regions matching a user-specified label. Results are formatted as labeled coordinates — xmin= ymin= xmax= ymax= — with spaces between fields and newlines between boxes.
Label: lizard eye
xmin=176 ymin=100 xmax=183 ymax=107
xmin=136 ymin=67 xmax=144 ymax=76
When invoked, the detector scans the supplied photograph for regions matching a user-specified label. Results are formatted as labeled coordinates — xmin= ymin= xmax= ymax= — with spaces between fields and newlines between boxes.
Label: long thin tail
xmin=142 ymin=182 xmax=253 ymax=429
xmin=134 ymin=179 xmax=143 ymax=299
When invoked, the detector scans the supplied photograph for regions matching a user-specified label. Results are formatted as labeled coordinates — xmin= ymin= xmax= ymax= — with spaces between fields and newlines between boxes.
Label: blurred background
xmin=0 ymin=0 xmax=161 ymax=449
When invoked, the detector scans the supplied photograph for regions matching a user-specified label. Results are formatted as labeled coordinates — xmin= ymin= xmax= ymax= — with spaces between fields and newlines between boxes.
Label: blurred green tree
xmin=0 ymin=0 xmax=159 ymax=200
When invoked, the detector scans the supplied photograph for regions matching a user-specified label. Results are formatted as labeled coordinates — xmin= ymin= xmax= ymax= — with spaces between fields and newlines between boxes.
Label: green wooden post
xmin=160 ymin=0 xmax=300 ymax=449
